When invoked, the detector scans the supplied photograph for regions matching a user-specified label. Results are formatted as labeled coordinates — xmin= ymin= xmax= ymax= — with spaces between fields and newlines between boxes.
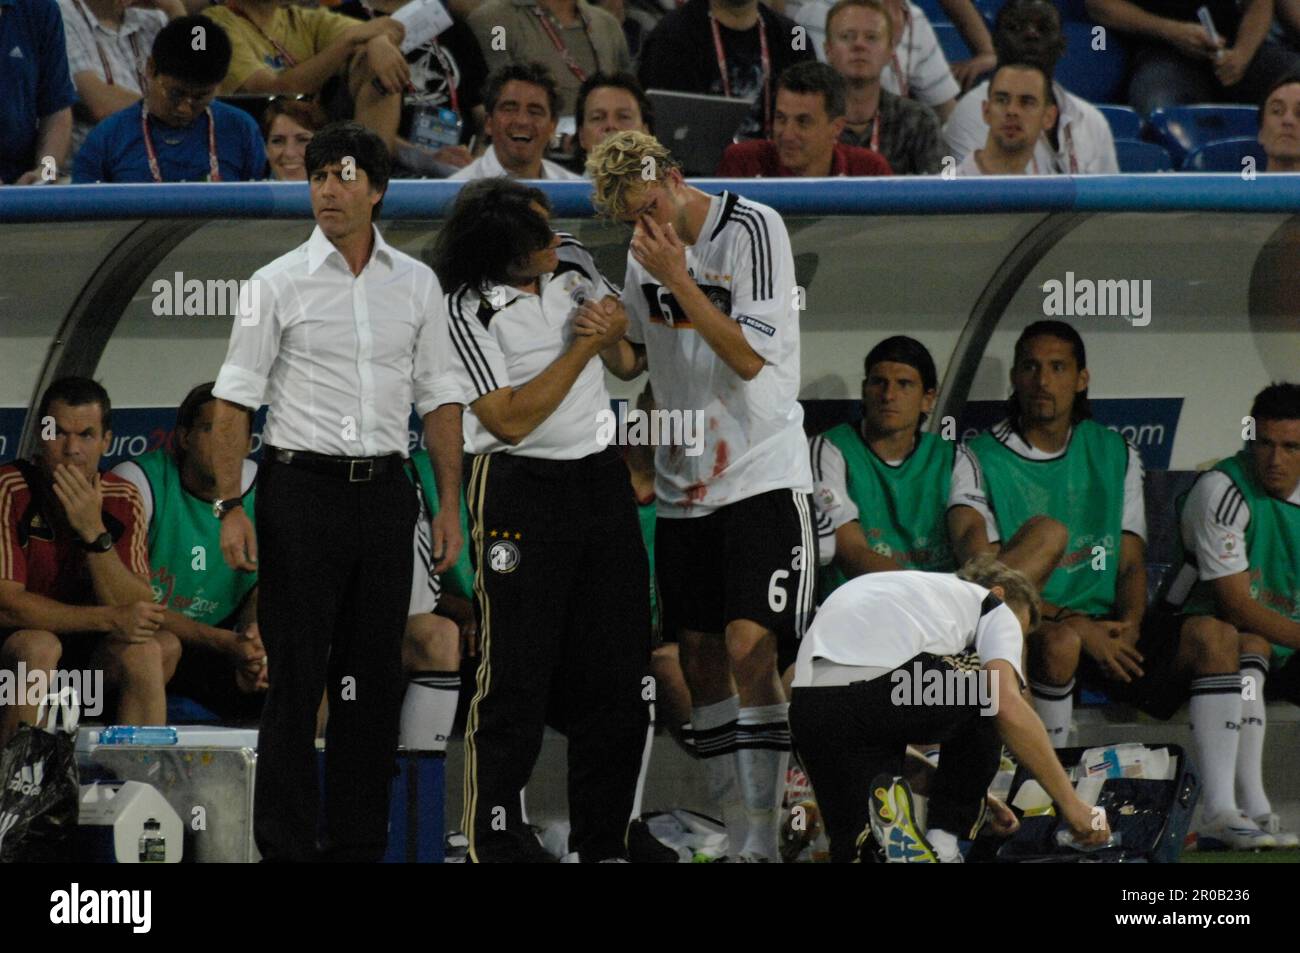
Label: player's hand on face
xmin=109 ymin=600 xmax=166 ymax=644
xmin=219 ymin=508 xmax=258 ymax=572
xmin=52 ymin=464 xmax=106 ymax=542
xmin=631 ymin=215 xmax=689 ymax=288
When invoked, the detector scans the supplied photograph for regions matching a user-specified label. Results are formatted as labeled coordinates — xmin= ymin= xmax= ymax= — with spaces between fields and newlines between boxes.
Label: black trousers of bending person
xmin=789 ymin=653 xmax=1003 ymax=863
xmin=253 ymin=454 xmax=419 ymax=861
xmin=462 ymin=446 xmax=651 ymax=862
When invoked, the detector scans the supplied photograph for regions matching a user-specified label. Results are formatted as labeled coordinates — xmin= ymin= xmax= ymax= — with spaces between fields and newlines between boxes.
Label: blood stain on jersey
xmin=713 ymin=440 xmax=730 ymax=478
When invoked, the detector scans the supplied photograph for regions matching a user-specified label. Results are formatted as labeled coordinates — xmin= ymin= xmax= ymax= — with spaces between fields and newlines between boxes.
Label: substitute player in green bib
xmin=1164 ymin=382 xmax=1300 ymax=848
xmin=810 ymin=337 xmax=956 ymax=599
xmin=949 ymin=321 xmax=1273 ymax=851
xmin=112 ymin=383 xmax=265 ymax=720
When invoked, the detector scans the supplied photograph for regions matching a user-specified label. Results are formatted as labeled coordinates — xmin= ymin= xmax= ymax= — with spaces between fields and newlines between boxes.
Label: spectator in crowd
xmin=110 ymin=383 xmax=265 ymax=723
xmin=0 ymin=0 xmax=76 ymax=184
xmin=262 ymin=96 xmax=327 ymax=180
xmin=469 ymin=0 xmax=632 ymax=119
xmin=949 ymin=321 xmax=1280 ymax=851
xmin=60 ymin=0 xmax=185 ymax=164
xmin=1258 ymin=72 xmax=1300 ymax=169
xmin=573 ymin=70 xmax=652 ymax=170
xmin=202 ymin=0 xmax=410 ymax=151
xmin=0 ymin=377 xmax=177 ymax=745
xmin=945 ymin=0 xmax=1117 ymax=174
xmin=716 ymin=60 xmax=893 ymax=175
xmin=1087 ymin=0 xmax=1300 ymax=115
xmin=591 ymin=0 xmax=649 ymax=61
xmin=1164 ymin=381 xmax=1300 ymax=847
xmin=357 ymin=0 xmax=486 ymax=177
xmin=638 ymin=0 xmax=815 ymax=140
xmin=951 ymin=61 xmax=1057 ymax=174
xmin=451 ymin=62 xmax=583 ymax=178
xmin=796 ymin=0 xmax=963 ymax=120
xmin=823 ymin=0 xmax=942 ymax=173
xmin=73 ymin=17 xmax=267 ymax=182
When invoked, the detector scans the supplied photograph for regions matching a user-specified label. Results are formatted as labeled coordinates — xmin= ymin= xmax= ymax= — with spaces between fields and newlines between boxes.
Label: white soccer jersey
xmin=794 ymin=570 xmax=1025 ymax=682
xmin=621 ymin=190 xmax=812 ymax=517
xmin=1178 ymin=470 xmax=1300 ymax=582
xmin=948 ymin=419 xmax=1146 ymax=543
xmin=445 ymin=235 xmax=618 ymax=459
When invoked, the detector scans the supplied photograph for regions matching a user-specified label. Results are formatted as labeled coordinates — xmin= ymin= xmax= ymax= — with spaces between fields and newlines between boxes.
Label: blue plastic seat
xmin=931 ymin=21 xmax=972 ymax=63
xmin=1114 ymin=138 xmax=1173 ymax=172
xmin=912 ymin=0 xmax=951 ymax=24
xmin=1097 ymin=104 xmax=1142 ymax=141
xmin=1055 ymin=21 xmax=1129 ymax=103
xmin=1181 ymin=136 xmax=1268 ymax=172
xmin=1146 ymin=105 xmax=1259 ymax=167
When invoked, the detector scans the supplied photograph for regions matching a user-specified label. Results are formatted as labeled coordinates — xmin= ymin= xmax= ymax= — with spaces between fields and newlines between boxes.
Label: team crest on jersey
xmin=488 ymin=540 xmax=520 ymax=573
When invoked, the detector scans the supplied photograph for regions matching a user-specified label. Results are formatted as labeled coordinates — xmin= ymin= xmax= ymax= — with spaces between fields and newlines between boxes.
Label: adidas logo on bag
xmin=6 ymin=760 xmax=45 ymax=797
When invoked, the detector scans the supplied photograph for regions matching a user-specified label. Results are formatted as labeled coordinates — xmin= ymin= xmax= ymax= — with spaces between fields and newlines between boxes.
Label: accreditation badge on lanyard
xmin=409 ymin=42 xmax=464 ymax=148
xmin=140 ymin=102 xmax=223 ymax=183
xmin=710 ymin=11 xmax=771 ymax=138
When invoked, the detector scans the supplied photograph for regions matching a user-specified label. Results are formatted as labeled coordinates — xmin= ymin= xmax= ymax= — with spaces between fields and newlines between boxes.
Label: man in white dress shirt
xmin=451 ymin=62 xmax=583 ymax=180
xmin=951 ymin=61 xmax=1057 ymax=175
xmin=210 ymin=121 xmax=464 ymax=862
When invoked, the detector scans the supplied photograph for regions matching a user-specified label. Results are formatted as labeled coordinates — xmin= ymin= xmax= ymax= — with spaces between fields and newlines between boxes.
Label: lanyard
xmin=73 ymin=0 xmax=145 ymax=89
xmin=1062 ymin=121 xmax=1079 ymax=174
xmin=889 ymin=5 xmax=912 ymax=100
xmin=227 ymin=2 xmax=299 ymax=68
xmin=532 ymin=5 xmax=597 ymax=83
xmin=710 ymin=11 xmax=771 ymax=137
xmin=426 ymin=39 xmax=460 ymax=116
xmin=140 ymin=102 xmax=222 ymax=183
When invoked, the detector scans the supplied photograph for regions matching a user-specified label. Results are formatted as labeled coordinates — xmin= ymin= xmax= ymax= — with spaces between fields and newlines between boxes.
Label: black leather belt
xmin=268 ymin=446 xmax=403 ymax=483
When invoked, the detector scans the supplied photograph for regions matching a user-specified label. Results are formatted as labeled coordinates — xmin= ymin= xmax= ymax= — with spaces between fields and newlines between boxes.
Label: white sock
xmin=926 ymin=827 xmax=961 ymax=863
xmin=1030 ymin=679 xmax=1074 ymax=749
xmin=399 ymin=670 xmax=459 ymax=751
xmin=1189 ymin=674 xmax=1244 ymax=819
xmin=1236 ymin=657 xmax=1271 ymax=819
xmin=692 ymin=696 xmax=748 ymax=853
xmin=736 ymin=702 xmax=790 ymax=862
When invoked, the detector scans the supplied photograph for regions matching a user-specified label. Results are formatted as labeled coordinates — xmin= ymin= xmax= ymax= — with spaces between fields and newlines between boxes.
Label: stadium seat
xmin=1097 ymin=104 xmax=1142 ymax=141
xmin=1114 ymin=138 xmax=1173 ymax=172
xmin=913 ymin=0 xmax=951 ymax=24
xmin=1146 ymin=105 xmax=1260 ymax=167
xmin=932 ymin=21 xmax=972 ymax=63
xmin=1181 ymin=136 xmax=1267 ymax=172
xmin=1055 ymin=21 xmax=1129 ymax=103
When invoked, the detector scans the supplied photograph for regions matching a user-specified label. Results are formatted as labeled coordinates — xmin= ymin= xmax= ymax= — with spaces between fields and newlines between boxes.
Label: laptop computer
xmin=646 ymin=90 xmax=755 ymax=176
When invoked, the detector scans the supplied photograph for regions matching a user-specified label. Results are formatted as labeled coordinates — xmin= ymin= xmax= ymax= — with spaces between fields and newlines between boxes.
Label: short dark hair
xmin=993 ymin=0 xmax=1065 ymax=74
xmin=1250 ymin=382 xmax=1300 ymax=424
xmin=434 ymin=178 xmax=553 ymax=293
xmin=575 ymin=72 xmax=655 ymax=135
xmin=37 ymin=377 xmax=112 ymax=434
xmin=260 ymin=97 xmax=329 ymax=141
xmin=777 ymin=61 xmax=846 ymax=120
xmin=1259 ymin=72 xmax=1300 ymax=123
xmin=305 ymin=121 xmax=391 ymax=219
xmin=483 ymin=62 xmax=561 ymax=121
xmin=1008 ymin=320 xmax=1092 ymax=427
xmin=865 ymin=336 xmax=938 ymax=392
xmin=151 ymin=16 xmax=232 ymax=86
xmin=989 ymin=61 xmax=1053 ymax=104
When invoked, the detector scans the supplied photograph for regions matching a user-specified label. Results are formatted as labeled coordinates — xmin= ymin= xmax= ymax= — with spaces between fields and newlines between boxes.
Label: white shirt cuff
xmin=213 ymin=365 xmax=268 ymax=410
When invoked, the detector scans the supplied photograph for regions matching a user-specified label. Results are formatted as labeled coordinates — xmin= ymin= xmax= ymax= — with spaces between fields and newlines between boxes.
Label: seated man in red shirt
xmin=0 ymin=377 xmax=175 ymax=744
xmin=716 ymin=61 xmax=893 ymax=177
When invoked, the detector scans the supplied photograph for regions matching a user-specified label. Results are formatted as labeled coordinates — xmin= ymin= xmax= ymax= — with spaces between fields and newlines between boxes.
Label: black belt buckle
xmin=349 ymin=458 xmax=374 ymax=483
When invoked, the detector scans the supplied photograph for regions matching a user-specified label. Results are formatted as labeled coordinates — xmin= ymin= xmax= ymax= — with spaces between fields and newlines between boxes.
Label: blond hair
xmin=825 ymin=0 xmax=895 ymax=46
xmin=586 ymin=130 xmax=680 ymax=220
xmin=956 ymin=555 xmax=1042 ymax=631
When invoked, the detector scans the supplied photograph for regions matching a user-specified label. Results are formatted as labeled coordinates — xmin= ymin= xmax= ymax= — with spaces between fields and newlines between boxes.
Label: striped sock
xmin=736 ymin=702 xmax=791 ymax=862
xmin=1189 ymin=673 xmax=1243 ymax=819
xmin=1029 ymin=679 xmax=1074 ymax=749
xmin=399 ymin=670 xmax=460 ymax=752
xmin=1236 ymin=654 xmax=1271 ymax=819
xmin=692 ymin=696 xmax=747 ymax=854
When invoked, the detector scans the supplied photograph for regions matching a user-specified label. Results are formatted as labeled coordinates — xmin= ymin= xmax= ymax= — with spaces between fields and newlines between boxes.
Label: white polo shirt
xmin=793 ymin=570 xmax=1026 ymax=684
xmin=449 ymin=144 xmax=583 ymax=180
xmin=620 ymin=190 xmax=812 ymax=517
xmin=445 ymin=235 xmax=618 ymax=459
xmin=948 ymin=419 xmax=1146 ymax=544
xmin=943 ymin=78 xmax=1119 ymax=174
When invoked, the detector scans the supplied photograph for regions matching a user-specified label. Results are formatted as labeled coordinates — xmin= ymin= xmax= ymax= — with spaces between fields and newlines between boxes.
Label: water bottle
xmin=138 ymin=819 xmax=167 ymax=862
xmin=97 ymin=726 xmax=178 ymax=745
